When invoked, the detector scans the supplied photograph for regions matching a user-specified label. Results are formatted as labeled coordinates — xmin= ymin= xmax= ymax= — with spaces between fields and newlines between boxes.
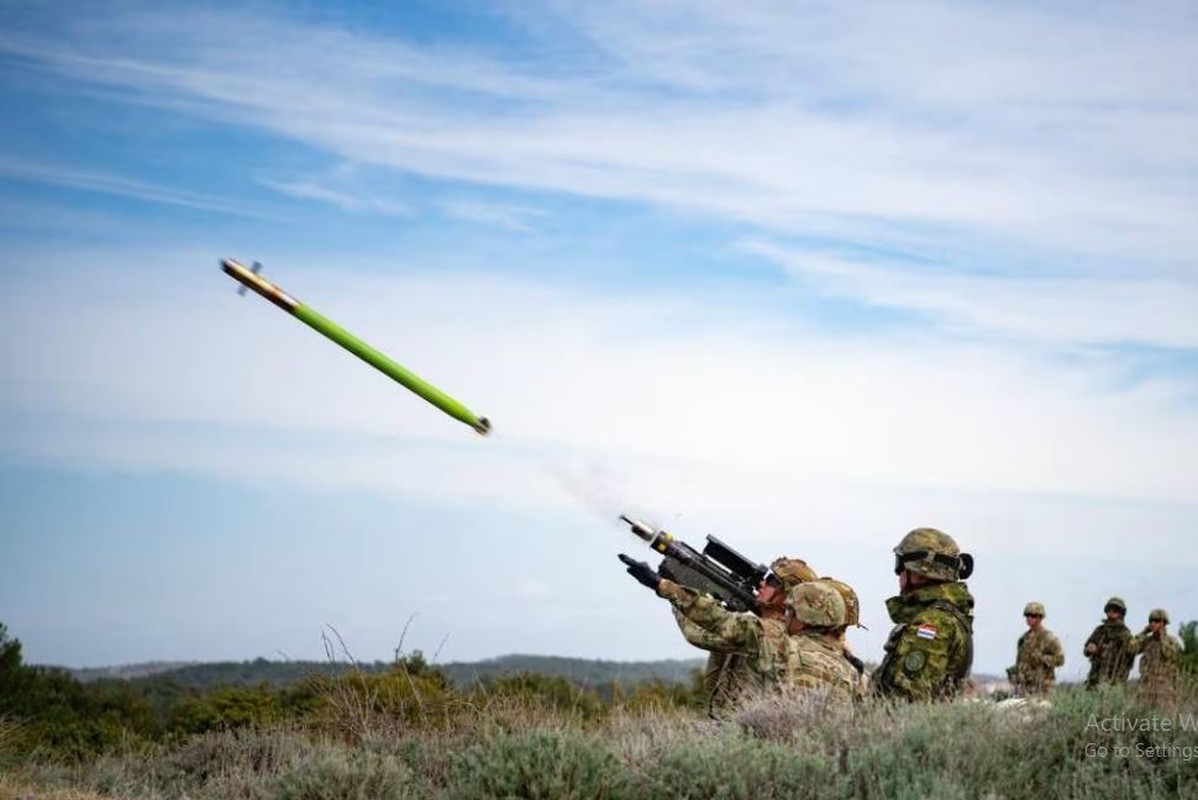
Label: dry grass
xmin=9 ymin=680 xmax=1197 ymax=799
xmin=0 ymin=771 xmax=108 ymax=800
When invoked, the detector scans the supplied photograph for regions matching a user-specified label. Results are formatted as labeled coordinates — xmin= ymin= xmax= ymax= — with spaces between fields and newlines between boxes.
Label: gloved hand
xmin=618 ymin=554 xmax=660 ymax=591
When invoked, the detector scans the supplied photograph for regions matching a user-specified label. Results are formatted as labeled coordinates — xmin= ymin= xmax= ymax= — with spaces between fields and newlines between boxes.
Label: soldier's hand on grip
xmin=619 ymin=554 xmax=661 ymax=591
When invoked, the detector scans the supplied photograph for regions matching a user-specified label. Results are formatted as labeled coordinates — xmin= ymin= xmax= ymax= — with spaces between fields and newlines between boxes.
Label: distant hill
xmin=70 ymin=661 xmax=198 ymax=682
xmin=441 ymin=654 xmax=704 ymax=687
xmin=64 ymin=654 xmax=706 ymax=690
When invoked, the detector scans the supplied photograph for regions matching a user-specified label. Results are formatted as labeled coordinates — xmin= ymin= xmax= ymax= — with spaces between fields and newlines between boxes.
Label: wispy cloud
xmin=743 ymin=240 xmax=1198 ymax=349
xmin=440 ymin=199 xmax=545 ymax=231
xmin=259 ymin=178 xmax=410 ymax=216
xmin=3 ymin=246 xmax=1194 ymax=510
xmin=3 ymin=1 xmax=1195 ymax=281
xmin=0 ymin=159 xmax=275 ymax=218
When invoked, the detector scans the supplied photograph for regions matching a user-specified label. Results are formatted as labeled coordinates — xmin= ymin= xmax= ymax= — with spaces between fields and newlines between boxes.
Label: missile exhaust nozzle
xmin=620 ymin=515 xmax=657 ymax=543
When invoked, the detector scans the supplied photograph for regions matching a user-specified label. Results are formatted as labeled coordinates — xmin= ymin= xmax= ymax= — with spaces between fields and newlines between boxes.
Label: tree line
xmin=0 ymin=623 xmax=706 ymax=762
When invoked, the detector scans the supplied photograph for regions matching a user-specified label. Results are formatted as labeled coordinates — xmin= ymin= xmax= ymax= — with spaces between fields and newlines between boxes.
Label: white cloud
xmin=2 ymin=245 xmax=1194 ymax=516
xmin=439 ymin=199 xmax=545 ymax=231
xmin=3 ymin=1 xmax=1195 ymax=274
xmin=744 ymin=241 xmax=1198 ymax=348
xmin=0 ymin=159 xmax=274 ymax=218
xmin=258 ymin=178 xmax=410 ymax=216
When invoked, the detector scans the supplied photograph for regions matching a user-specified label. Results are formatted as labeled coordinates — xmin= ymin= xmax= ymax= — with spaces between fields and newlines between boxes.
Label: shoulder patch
xmin=903 ymin=650 xmax=926 ymax=674
xmin=916 ymin=624 xmax=938 ymax=641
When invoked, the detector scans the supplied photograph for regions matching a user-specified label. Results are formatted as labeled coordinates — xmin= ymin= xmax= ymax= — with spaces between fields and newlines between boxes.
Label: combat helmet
xmin=1104 ymin=596 xmax=1127 ymax=615
xmin=1023 ymin=602 xmax=1046 ymax=618
xmin=893 ymin=527 xmax=974 ymax=582
xmin=786 ymin=581 xmax=846 ymax=628
xmin=820 ymin=576 xmax=862 ymax=628
xmin=769 ymin=557 xmax=818 ymax=591
xmin=1149 ymin=608 xmax=1170 ymax=624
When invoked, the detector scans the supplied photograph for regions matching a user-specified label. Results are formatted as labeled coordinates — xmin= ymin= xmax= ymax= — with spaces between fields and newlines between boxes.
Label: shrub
xmin=448 ymin=729 xmax=619 ymax=800
xmin=471 ymin=673 xmax=606 ymax=723
xmin=271 ymin=743 xmax=413 ymax=800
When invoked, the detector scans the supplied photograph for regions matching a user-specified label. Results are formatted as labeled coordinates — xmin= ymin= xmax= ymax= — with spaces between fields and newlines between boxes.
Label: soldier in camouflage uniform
xmin=1129 ymin=608 xmax=1182 ymax=707
xmin=1083 ymin=597 xmax=1134 ymax=689
xmin=672 ymin=557 xmax=818 ymax=717
xmin=822 ymin=575 xmax=868 ymax=696
xmin=872 ymin=527 xmax=975 ymax=702
xmin=622 ymin=558 xmax=860 ymax=709
xmin=820 ymin=576 xmax=866 ymax=675
xmin=1007 ymin=602 xmax=1064 ymax=696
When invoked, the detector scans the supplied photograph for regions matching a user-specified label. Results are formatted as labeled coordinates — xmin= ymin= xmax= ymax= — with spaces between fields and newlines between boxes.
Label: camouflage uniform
xmin=873 ymin=527 xmax=975 ymax=702
xmin=1130 ymin=609 xmax=1182 ymax=707
xmin=1010 ymin=628 xmax=1065 ymax=696
xmin=673 ymin=557 xmax=818 ymax=718
xmin=672 ymin=610 xmax=755 ymax=715
xmin=1084 ymin=600 xmax=1134 ymax=689
xmin=659 ymin=578 xmax=859 ymax=710
xmin=821 ymin=575 xmax=867 ymax=691
xmin=873 ymin=582 xmax=975 ymax=701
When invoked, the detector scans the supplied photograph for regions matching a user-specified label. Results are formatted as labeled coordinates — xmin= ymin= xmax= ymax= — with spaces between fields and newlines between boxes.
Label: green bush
xmin=271 ymin=743 xmax=413 ymax=800
xmin=448 ymin=729 xmax=618 ymax=800
xmin=1179 ymin=621 xmax=1198 ymax=676
xmin=170 ymin=685 xmax=286 ymax=734
xmin=621 ymin=736 xmax=835 ymax=800
xmin=473 ymin=673 xmax=606 ymax=723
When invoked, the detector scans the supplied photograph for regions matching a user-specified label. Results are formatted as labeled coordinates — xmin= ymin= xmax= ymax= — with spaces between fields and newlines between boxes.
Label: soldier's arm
xmin=1162 ymin=635 xmax=1183 ymax=663
xmin=882 ymin=617 xmax=958 ymax=702
xmin=1118 ymin=628 xmax=1136 ymax=658
xmin=1083 ymin=626 xmax=1103 ymax=658
xmin=671 ymin=607 xmax=739 ymax=652
xmin=658 ymin=579 xmax=761 ymax=651
xmin=1044 ymin=633 xmax=1065 ymax=668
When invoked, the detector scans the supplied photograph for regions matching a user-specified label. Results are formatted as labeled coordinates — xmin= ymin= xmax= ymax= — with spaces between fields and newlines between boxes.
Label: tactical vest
xmin=877 ymin=599 xmax=973 ymax=698
xmin=930 ymin=598 xmax=974 ymax=692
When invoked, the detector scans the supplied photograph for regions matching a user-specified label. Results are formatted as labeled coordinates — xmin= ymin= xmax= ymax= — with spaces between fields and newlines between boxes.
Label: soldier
xmin=820 ymin=576 xmax=866 ymax=676
xmin=1129 ymin=608 xmax=1182 ymax=707
xmin=872 ymin=527 xmax=975 ymax=701
xmin=822 ymin=575 xmax=868 ymax=697
xmin=621 ymin=558 xmax=861 ymax=709
xmin=1083 ymin=597 xmax=1134 ymax=689
xmin=672 ymin=557 xmax=818 ymax=717
xmin=1007 ymin=602 xmax=1064 ymax=696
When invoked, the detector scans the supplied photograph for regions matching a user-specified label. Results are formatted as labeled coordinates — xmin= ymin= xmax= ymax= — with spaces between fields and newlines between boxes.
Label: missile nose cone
xmin=473 ymin=417 xmax=492 ymax=436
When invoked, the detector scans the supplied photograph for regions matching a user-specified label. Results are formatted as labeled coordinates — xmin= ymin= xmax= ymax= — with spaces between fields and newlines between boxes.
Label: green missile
xmin=221 ymin=258 xmax=491 ymax=435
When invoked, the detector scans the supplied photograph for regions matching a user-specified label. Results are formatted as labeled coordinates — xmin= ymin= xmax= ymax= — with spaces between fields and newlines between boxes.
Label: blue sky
xmin=1 ymin=0 xmax=1195 ymax=680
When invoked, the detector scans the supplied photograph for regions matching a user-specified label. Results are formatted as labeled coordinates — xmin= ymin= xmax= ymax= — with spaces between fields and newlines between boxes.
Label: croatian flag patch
xmin=916 ymin=624 xmax=938 ymax=640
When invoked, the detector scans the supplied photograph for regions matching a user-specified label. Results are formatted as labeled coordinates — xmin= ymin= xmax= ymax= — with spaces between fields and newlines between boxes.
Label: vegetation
xmin=1180 ymin=621 xmax=1198 ymax=675
xmin=68 ymin=653 xmax=706 ymax=691
xmin=3 ymin=621 xmax=1197 ymax=799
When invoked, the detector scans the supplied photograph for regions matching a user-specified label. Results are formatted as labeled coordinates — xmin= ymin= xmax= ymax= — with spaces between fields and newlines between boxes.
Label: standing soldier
xmin=1007 ymin=602 xmax=1065 ymax=696
xmin=1130 ymin=608 xmax=1182 ymax=707
xmin=872 ymin=528 xmax=975 ymax=701
xmin=672 ymin=557 xmax=818 ymax=717
xmin=621 ymin=558 xmax=861 ymax=709
xmin=1084 ymin=597 xmax=1134 ymax=689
